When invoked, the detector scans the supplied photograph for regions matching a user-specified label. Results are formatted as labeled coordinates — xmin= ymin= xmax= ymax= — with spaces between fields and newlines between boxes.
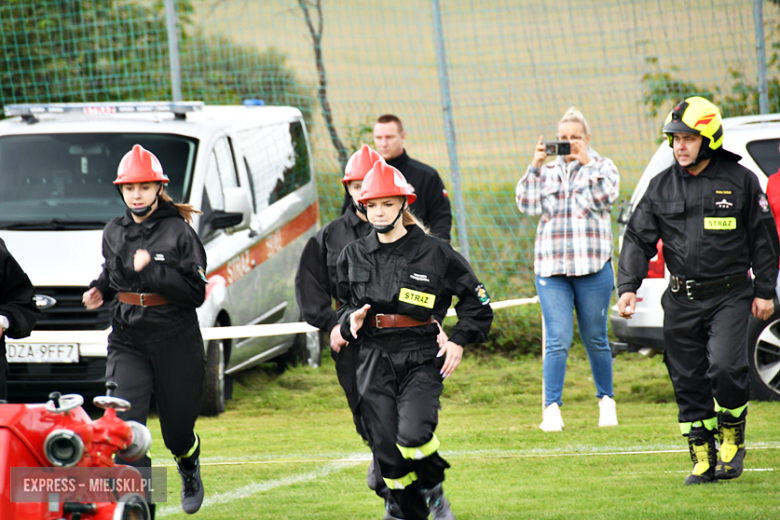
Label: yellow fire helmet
xmin=663 ymin=96 xmax=724 ymax=151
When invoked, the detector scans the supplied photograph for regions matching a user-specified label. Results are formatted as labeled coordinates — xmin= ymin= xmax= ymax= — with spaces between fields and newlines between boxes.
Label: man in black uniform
xmin=617 ymin=97 xmax=779 ymax=485
xmin=0 ymin=239 xmax=41 ymax=401
xmin=341 ymin=114 xmax=452 ymax=241
xmin=295 ymin=145 xmax=404 ymax=519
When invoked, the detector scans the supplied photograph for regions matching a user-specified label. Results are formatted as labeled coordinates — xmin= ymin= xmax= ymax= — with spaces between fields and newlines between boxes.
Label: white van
xmin=610 ymin=113 xmax=780 ymax=401
xmin=1 ymin=102 xmax=322 ymax=415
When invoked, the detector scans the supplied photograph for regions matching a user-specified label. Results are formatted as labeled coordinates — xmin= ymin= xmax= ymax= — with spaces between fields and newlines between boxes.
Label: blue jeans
xmin=536 ymin=261 xmax=615 ymax=407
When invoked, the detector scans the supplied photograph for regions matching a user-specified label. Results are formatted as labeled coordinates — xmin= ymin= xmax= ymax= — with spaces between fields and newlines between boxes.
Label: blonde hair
xmin=558 ymin=106 xmax=590 ymax=135
xmin=403 ymin=208 xmax=429 ymax=233
xmin=159 ymin=188 xmax=202 ymax=224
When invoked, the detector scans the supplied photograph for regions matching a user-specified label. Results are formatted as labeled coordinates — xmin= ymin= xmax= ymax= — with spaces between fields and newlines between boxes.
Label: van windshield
xmin=0 ymin=133 xmax=197 ymax=229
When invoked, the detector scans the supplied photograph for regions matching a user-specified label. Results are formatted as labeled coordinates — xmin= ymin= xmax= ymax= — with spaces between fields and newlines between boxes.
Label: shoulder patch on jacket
xmin=475 ymin=284 xmax=490 ymax=305
xmin=759 ymin=193 xmax=770 ymax=213
xmin=197 ymin=265 xmax=208 ymax=282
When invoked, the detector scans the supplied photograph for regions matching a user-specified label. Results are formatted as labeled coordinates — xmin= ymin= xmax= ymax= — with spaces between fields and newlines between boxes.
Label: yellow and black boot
xmin=715 ymin=410 xmax=746 ymax=480
xmin=684 ymin=427 xmax=717 ymax=485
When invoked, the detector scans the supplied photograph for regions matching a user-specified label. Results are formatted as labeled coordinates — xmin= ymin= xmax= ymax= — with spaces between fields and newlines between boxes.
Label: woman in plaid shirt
xmin=516 ymin=107 xmax=620 ymax=432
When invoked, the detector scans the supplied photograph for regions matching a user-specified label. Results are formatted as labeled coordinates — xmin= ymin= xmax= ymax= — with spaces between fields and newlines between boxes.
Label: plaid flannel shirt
xmin=516 ymin=150 xmax=619 ymax=277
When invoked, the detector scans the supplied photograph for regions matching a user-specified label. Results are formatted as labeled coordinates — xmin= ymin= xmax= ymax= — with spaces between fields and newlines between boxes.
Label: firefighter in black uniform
xmin=0 ymin=239 xmax=41 ymax=401
xmin=296 ymin=144 xmax=406 ymax=519
xmin=617 ymin=97 xmax=779 ymax=485
xmin=336 ymin=161 xmax=493 ymax=520
xmin=83 ymin=144 xmax=208 ymax=514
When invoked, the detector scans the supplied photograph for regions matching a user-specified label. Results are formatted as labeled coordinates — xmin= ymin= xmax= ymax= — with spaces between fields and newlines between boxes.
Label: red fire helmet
xmin=342 ymin=144 xmax=384 ymax=184
xmin=357 ymin=160 xmax=416 ymax=204
xmin=114 ymin=144 xmax=169 ymax=185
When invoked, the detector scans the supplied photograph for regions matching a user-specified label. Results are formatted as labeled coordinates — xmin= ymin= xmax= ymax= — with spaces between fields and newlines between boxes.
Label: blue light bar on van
xmin=4 ymin=102 xmax=204 ymax=120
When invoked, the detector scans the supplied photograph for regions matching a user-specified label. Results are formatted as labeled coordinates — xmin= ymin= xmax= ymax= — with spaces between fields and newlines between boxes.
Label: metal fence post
xmin=430 ymin=0 xmax=470 ymax=261
xmin=165 ymin=0 xmax=183 ymax=102
xmin=753 ymin=0 xmax=769 ymax=115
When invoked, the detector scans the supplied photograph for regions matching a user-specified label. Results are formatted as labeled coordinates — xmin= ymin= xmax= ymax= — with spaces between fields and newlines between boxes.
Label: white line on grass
xmin=155 ymin=458 xmax=363 ymax=518
xmin=665 ymin=468 xmax=775 ymax=474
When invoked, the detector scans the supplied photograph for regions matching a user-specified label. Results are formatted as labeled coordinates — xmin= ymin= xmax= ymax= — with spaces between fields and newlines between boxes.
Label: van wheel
xmin=200 ymin=338 xmax=226 ymax=416
xmin=300 ymin=330 xmax=323 ymax=368
xmin=286 ymin=330 xmax=323 ymax=368
xmin=746 ymin=311 xmax=780 ymax=402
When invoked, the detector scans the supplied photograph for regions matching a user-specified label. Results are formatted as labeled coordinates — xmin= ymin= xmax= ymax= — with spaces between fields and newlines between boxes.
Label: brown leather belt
xmin=367 ymin=314 xmax=433 ymax=329
xmin=118 ymin=292 xmax=170 ymax=307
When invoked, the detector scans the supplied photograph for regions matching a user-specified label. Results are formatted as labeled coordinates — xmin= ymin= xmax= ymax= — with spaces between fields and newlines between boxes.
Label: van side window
xmin=214 ymin=136 xmax=239 ymax=189
xmin=199 ymin=148 xmax=225 ymax=238
xmin=199 ymin=137 xmax=242 ymax=239
xmin=237 ymin=121 xmax=312 ymax=213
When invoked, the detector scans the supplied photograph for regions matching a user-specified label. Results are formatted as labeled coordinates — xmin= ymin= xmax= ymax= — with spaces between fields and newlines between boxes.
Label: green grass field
xmin=146 ymin=348 xmax=780 ymax=519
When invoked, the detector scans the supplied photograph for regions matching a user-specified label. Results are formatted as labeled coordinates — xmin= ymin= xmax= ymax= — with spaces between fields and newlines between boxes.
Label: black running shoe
xmin=178 ymin=461 xmax=204 ymax=514
xmin=423 ymin=483 xmax=456 ymax=520
xmin=382 ymin=498 xmax=405 ymax=520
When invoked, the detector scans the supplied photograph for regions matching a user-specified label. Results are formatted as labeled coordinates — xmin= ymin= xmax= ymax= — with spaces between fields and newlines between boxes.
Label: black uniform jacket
xmin=90 ymin=202 xmax=208 ymax=340
xmin=341 ymin=150 xmax=453 ymax=242
xmin=618 ymin=151 xmax=780 ymax=300
xmin=295 ymin=209 xmax=372 ymax=333
xmin=336 ymin=225 xmax=493 ymax=351
xmin=0 ymin=238 xmax=40 ymax=344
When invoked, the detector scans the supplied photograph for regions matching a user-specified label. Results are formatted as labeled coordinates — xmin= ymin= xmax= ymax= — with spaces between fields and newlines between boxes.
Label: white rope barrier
xmin=12 ymin=297 xmax=540 ymax=344
xmin=444 ymin=296 xmax=539 ymax=317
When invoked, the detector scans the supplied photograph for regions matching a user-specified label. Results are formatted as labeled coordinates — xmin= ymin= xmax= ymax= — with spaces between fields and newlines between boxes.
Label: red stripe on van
xmin=205 ymin=201 xmax=319 ymax=295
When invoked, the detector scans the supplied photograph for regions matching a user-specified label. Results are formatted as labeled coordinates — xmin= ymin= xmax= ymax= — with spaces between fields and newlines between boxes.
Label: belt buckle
xmin=374 ymin=313 xmax=385 ymax=329
xmin=685 ymin=280 xmax=696 ymax=300
xmin=139 ymin=293 xmax=147 ymax=307
xmin=670 ymin=276 xmax=680 ymax=293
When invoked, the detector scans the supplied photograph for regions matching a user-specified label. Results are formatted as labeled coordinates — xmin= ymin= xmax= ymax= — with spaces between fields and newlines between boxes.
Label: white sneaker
xmin=598 ymin=396 xmax=618 ymax=427
xmin=540 ymin=403 xmax=564 ymax=432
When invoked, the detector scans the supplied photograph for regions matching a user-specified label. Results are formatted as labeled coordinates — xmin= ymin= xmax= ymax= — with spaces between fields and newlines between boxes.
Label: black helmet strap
xmin=370 ymin=199 xmax=407 ymax=234
xmin=117 ymin=184 xmax=163 ymax=217
xmin=687 ymin=136 xmax=715 ymax=168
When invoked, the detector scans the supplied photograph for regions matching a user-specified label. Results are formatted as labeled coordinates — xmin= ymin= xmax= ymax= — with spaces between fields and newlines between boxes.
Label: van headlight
xmin=44 ymin=429 xmax=85 ymax=467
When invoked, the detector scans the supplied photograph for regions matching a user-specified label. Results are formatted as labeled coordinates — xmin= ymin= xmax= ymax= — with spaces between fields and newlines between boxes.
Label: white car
xmin=1 ymin=102 xmax=322 ymax=415
xmin=610 ymin=113 xmax=780 ymax=401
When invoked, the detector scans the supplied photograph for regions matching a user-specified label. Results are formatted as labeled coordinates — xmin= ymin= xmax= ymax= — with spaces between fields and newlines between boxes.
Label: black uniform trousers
xmin=106 ymin=324 xmax=206 ymax=466
xmin=332 ymin=343 xmax=367 ymax=440
xmin=661 ymin=283 xmax=752 ymax=427
xmin=358 ymin=344 xmax=450 ymax=520
xmin=333 ymin=343 xmax=393 ymax=501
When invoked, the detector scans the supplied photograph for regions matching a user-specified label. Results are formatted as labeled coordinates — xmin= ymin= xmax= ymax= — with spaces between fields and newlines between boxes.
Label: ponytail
xmin=159 ymin=189 xmax=202 ymax=224
xmin=403 ymin=208 xmax=429 ymax=234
